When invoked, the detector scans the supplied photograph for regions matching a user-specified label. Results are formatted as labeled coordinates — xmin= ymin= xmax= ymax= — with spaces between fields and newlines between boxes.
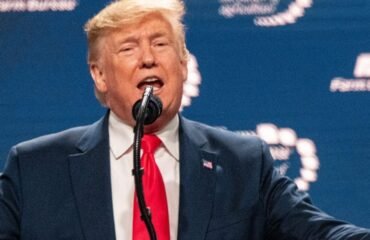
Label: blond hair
xmin=84 ymin=0 xmax=188 ymax=63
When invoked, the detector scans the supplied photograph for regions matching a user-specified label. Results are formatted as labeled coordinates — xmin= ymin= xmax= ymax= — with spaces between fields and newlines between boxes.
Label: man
xmin=0 ymin=0 xmax=369 ymax=239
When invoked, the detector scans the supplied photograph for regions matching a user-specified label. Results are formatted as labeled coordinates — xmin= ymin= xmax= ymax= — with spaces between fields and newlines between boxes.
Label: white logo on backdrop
xmin=0 ymin=0 xmax=77 ymax=12
xmin=234 ymin=124 xmax=319 ymax=191
xmin=180 ymin=53 xmax=202 ymax=111
xmin=218 ymin=0 xmax=313 ymax=27
xmin=330 ymin=53 xmax=370 ymax=92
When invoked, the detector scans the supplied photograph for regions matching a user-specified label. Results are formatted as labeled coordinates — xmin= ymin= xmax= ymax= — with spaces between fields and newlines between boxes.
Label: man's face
xmin=90 ymin=13 xmax=187 ymax=133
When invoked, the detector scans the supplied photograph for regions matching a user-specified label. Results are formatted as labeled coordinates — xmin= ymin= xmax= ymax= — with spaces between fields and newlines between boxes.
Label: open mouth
xmin=137 ymin=77 xmax=164 ymax=91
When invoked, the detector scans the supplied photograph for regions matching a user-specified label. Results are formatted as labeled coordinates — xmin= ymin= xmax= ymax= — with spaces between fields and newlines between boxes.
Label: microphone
xmin=132 ymin=86 xmax=162 ymax=240
xmin=132 ymin=86 xmax=163 ymax=125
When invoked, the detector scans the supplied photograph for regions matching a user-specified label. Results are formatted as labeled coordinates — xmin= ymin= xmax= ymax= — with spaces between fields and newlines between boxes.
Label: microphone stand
xmin=132 ymin=86 xmax=157 ymax=240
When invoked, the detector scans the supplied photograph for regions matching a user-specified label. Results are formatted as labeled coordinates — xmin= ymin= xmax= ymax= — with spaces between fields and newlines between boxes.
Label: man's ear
xmin=90 ymin=62 xmax=107 ymax=93
xmin=181 ymin=59 xmax=188 ymax=83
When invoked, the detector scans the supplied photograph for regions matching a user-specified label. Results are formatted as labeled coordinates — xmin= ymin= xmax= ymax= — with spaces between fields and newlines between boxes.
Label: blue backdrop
xmin=1 ymin=0 xmax=370 ymax=228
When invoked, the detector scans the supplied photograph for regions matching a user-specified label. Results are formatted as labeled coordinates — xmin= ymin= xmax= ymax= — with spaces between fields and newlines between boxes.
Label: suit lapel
xmin=68 ymin=113 xmax=116 ymax=240
xmin=67 ymin=114 xmax=217 ymax=240
xmin=178 ymin=117 xmax=217 ymax=240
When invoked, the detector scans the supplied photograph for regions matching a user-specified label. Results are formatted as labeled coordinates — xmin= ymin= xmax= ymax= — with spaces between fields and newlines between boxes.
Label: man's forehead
xmin=109 ymin=15 xmax=174 ymax=41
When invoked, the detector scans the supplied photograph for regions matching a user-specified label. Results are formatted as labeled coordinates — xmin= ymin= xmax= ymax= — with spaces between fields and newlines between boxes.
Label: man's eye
xmin=120 ymin=47 xmax=133 ymax=52
xmin=119 ymin=44 xmax=136 ymax=53
xmin=154 ymin=40 xmax=169 ymax=47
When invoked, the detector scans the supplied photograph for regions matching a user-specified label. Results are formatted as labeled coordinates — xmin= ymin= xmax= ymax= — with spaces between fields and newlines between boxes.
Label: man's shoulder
xmin=14 ymin=125 xmax=88 ymax=155
xmin=13 ymin=117 xmax=106 ymax=157
xmin=180 ymin=117 xmax=263 ymax=149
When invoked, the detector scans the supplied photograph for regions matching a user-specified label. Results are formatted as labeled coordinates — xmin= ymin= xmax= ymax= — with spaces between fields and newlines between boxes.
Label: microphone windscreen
xmin=132 ymin=95 xmax=163 ymax=125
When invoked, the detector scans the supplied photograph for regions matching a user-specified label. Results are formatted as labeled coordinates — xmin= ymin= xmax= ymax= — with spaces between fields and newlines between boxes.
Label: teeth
xmin=142 ymin=83 xmax=159 ymax=91
xmin=138 ymin=77 xmax=162 ymax=91
xmin=144 ymin=77 xmax=159 ymax=83
xmin=143 ymin=84 xmax=158 ymax=89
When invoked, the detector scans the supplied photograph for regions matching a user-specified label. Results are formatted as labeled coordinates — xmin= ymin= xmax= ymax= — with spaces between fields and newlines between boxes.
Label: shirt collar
xmin=109 ymin=111 xmax=134 ymax=160
xmin=156 ymin=114 xmax=180 ymax=161
xmin=109 ymin=111 xmax=180 ymax=161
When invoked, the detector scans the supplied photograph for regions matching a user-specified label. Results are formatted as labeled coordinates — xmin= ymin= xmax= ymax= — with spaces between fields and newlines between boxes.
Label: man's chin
xmin=143 ymin=115 xmax=170 ymax=134
xmin=143 ymin=122 xmax=162 ymax=134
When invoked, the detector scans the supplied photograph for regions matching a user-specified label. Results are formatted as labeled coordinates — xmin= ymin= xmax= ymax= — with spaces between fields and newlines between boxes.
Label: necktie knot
xmin=141 ymin=134 xmax=161 ymax=154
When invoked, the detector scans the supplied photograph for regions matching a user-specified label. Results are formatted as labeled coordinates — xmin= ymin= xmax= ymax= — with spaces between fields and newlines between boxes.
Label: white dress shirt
xmin=109 ymin=111 xmax=180 ymax=240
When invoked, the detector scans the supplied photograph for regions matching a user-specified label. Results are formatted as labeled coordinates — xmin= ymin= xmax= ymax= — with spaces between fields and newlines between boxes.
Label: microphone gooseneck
xmin=131 ymin=86 xmax=162 ymax=240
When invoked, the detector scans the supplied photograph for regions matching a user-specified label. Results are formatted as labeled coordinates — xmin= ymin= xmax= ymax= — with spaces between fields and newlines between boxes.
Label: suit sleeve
xmin=259 ymin=141 xmax=370 ymax=240
xmin=0 ymin=147 xmax=21 ymax=240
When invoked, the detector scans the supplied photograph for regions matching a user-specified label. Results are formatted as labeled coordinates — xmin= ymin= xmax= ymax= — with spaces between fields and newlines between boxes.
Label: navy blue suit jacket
xmin=1 ymin=112 xmax=370 ymax=239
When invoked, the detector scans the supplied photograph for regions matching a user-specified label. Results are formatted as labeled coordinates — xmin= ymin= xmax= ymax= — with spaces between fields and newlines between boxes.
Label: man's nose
xmin=140 ymin=44 xmax=156 ymax=68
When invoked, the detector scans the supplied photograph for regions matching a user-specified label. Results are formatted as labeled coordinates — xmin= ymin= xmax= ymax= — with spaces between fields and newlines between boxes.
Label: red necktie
xmin=133 ymin=134 xmax=170 ymax=240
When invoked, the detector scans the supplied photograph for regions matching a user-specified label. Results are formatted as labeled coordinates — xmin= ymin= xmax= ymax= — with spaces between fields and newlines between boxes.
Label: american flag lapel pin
xmin=202 ymin=159 xmax=213 ymax=170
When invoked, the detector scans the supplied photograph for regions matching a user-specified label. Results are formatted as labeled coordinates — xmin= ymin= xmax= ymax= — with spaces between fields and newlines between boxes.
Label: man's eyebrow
xmin=150 ymin=31 xmax=168 ymax=38
xmin=118 ymin=36 xmax=138 ymax=44
xmin=115 ymin=30 xmax=172 ymax=47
